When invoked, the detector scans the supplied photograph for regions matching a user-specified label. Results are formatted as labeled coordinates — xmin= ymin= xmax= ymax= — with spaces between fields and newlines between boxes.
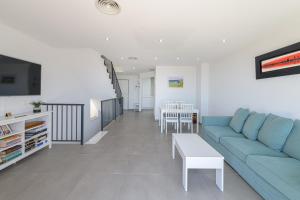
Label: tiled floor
xmin=0 ymin=111 xmax=262 ymax=200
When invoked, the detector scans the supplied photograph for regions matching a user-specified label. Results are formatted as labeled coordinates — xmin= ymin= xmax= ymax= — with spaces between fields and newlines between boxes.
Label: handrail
xmin=101 ymin=55 xmax=123 ymax=99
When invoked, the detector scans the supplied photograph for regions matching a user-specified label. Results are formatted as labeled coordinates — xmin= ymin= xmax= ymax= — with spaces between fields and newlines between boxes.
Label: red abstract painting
xmin=261 ymin=50 xmax=300 ymax=72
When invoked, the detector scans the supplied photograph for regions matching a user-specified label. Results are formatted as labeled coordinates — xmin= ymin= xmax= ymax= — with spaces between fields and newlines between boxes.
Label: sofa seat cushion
xmin=247 ymin=155 xmax=300 ymax=200
xmin=258 ymin=114 xmax=294 ymax=151
xmin=284 ymin=120 xmax=300 ymax=160
xmin=204 ymin=126 xmax=244 ymax=143
xmin=220 ymin=137 xmax=287 ymax=162
xmin=229 ymin=108 xmax=250 ymax=133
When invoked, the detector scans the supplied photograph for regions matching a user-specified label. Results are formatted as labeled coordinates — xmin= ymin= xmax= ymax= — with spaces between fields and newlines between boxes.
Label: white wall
xmin=155 ymin=66 xmax=197 ymax=120
xmin=116 ymin=74 xmax=139 ymax=109
xmin=0 ymin=22 xmax=115 ymax=141
xmin=209 ymin=28 xmax=300 ymax=119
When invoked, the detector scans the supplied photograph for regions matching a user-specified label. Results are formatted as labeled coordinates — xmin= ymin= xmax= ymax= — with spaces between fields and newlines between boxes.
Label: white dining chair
xmin=179 ymin=104 xmax=194 ymax=133
xmin=165 ymin=103 xmax=179 ymax=134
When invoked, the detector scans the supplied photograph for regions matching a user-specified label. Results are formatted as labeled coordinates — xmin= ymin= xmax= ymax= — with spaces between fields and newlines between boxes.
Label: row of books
xmin=0 ymin=135 xmax=22 ymax=148
xmin=25 ymin=134 xmax=47 ymax=152
xmin=0 ymin=145 xmax=22 ymax=164
xmin=0 ymin=125 xmax=12 ymax=137
xmin=25 ymin=126 xmax=47 ymax=140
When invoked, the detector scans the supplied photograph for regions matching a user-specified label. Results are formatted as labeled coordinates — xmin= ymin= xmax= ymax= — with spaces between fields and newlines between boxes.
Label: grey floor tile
xmin=0 ymin=111 xmax=262 ymax=200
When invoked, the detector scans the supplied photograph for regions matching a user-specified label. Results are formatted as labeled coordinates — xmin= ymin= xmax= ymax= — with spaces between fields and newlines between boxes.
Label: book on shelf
xmin=25 ymin=121 xmax=46 ymax=130
xmin=0 ymin=145 xmax=22 ymax=164
xmin=25 ymin=127 xmax=47 ymax=139
xmin=0 ymin=125 xmax=12 ymax=136
xmin=0 ymin=145 xmax=21 ymax=156
xmin=0 ymin=135 xmax=22 ymax=148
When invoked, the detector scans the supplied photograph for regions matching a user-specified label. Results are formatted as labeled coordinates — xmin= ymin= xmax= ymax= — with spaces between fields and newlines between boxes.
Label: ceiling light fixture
xmin=120 ymin=56 xmax=124 ymax=60
xmin=222 ymin=39 xmax=226 ymax=43
xmin=106 ymin=37 xmax=110 ymax=41
xmin=96 ymin=0 xmax=121 ymax=15
xmin=176 ymin=57 xmax=180 ymax=60
xmin=154 ymin=56 xmax=158 ymax=60
xmin=159 ymin=39 xmax=163 ymax=43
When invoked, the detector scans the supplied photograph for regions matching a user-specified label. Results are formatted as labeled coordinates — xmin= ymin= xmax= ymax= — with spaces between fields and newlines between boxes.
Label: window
xmin=90 ymin=99 xmax=99 ymax=119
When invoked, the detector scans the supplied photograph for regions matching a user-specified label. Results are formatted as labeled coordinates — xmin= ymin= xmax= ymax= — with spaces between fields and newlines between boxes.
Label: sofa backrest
xmin=283 ymin=120 xmax=300 ymax=160
xmin=257 ymin=114 xmax=294 ymax=151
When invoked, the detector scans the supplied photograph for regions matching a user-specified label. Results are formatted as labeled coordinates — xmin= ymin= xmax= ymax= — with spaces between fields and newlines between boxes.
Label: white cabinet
xmin=0 ymin=112 xmax=52 ymax=171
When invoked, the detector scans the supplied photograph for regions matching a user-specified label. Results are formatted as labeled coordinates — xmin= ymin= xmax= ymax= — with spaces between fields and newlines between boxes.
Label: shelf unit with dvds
xmin=0 ymin=112 xmax=52 ymax=171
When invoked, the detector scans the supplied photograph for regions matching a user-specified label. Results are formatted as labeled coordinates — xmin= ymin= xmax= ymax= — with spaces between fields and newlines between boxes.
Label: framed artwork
xmin=256 ymin=42 xmax=300 ymax=79
xmin=168 ymin=77 xmax=183 ymax=88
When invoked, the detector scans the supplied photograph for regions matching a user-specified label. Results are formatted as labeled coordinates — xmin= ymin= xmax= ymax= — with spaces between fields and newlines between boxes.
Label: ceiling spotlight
xmin=176 ymin=57 xmax=180 ymax=60
xmin=159 ymin=39 xmax=163 ymax=43
xmin=96 ymin=0 xmax=121 ymax=15
xmin=106 ymin=37 xmax=110 ymax=41
xmin=154 ymin=56 xmax=158 ymax=60
xmin=120 ymin=56 xmax=124 ymax=60
xmin=222 ymin=39 xmax=226 ymax=43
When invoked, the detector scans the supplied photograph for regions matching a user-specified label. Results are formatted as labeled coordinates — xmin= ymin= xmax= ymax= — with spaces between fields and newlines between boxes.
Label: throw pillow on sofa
xmin=242 ymin=112 xmax=266 ymax=140
xmin=283 ymin=120 xmax=300 ymax=160
xmin=229 ymin=108 xmax=250 ymax=133
xmin=258 ymin=114 xmax=294 ymax=151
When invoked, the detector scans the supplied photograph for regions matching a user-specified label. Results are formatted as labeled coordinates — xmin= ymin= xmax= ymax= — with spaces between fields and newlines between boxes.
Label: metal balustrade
xmin=101 ymin=97 xmax=123 ymax=131
xmin=43 ymin=103 xmax=84 ymax=145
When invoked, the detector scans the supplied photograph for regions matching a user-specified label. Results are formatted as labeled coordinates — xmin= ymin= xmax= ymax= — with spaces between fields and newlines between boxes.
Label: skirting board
xmin=85 ymin=131 xmax=108 ymax=144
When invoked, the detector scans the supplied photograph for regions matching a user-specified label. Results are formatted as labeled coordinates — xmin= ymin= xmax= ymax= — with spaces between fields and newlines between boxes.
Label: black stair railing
xmin=101 ymin=55 xmax=122 ymax=99
xmin=42 ymin=103 xmax=84 ymax=145
xmin=100 ymin=55 xmax=124 ymax=130
xmin=101 ymin=97 xmax=124 ymax=131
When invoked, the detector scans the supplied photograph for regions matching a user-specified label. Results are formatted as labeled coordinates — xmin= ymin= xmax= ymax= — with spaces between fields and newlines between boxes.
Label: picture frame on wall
xmin=168 ymin=77 xmax=183 ymax=88
xmin=255 ymin=42 xmax=300 ymax=79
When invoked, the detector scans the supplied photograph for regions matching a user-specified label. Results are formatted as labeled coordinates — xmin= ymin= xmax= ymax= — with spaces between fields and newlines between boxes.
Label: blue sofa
xmin=202 ymin=109 xmax=300 ymax=200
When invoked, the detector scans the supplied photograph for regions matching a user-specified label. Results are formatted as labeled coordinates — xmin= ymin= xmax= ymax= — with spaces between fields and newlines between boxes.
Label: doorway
xmin=119 ymin=79 xmax=129 ymax=110
xmin=141 ymin=77 xmax=155 ymax=109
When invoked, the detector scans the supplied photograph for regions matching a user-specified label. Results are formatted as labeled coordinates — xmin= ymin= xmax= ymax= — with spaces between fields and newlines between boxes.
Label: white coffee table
xmin=172 ymin=134 xmax=224 ymax=192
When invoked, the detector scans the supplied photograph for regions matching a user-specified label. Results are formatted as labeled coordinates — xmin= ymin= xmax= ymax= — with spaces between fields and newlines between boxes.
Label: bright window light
xmin=90 ymin=98 xmax=99 ymax=119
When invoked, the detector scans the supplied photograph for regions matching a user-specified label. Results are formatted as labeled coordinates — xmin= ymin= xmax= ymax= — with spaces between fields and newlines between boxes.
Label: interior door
xmin=142 ymin=77 xmax=154 ymax=109
xmin=119 ymin=79 xmax=129 ymax=110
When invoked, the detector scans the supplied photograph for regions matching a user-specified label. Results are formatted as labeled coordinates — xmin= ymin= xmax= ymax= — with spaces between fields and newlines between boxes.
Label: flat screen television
xmin=0 ymin=55 xmax=41 ymax=96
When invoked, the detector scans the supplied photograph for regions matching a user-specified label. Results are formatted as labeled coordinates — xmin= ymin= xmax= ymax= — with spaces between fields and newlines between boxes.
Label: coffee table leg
xmin=216 ymin=168 xmax=224 ymax=191
xmin=183 ymin=158 xmax=188 ymax=191
xmin=172 ymin=134 xmax=175 ymax=159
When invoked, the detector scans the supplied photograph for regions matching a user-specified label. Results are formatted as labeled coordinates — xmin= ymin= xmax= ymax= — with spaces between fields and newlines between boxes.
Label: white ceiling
xmin=0 ymin=0 xmax=299 ymax=73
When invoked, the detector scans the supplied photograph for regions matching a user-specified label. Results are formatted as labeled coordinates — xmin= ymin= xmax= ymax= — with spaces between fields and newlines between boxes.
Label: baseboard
xmin=85 ymin=131 xmax=108 ymax=144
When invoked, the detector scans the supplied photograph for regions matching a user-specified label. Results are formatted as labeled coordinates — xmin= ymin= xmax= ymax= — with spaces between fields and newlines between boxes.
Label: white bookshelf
xmin=0 ymin=112 xmax=52 ymax=171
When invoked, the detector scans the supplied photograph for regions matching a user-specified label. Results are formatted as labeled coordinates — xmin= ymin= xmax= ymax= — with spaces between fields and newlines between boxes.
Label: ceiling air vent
xmin=96 ymin=0 xmax=121 ymax=15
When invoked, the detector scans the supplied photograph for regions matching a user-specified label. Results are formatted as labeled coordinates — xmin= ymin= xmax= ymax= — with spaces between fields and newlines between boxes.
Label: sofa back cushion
xmin=258 ymin=114 xmax=294 ymax=151
xmin=242 ymin=112 xmax=266 ymax=140
xmin=283 ymin=120 xmax=300 ymax=160
xmin=229 ymin=108 xmax=250 ymax=133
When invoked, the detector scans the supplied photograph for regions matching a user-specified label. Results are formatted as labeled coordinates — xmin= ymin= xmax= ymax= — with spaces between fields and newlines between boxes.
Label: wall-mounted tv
xmin=0 ymin=55 xmax=41 ymax=96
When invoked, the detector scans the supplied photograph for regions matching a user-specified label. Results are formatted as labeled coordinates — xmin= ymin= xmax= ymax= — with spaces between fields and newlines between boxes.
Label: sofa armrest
xmin=202 ymin=116 xmax=232 ymax=126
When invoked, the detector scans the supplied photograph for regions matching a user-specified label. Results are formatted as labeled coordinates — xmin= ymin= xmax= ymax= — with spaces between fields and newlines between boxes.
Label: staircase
xmin=101 ymin=55 xmax=122 ymax=98
xmin=100 ymin=55 xmax=124 ymax=130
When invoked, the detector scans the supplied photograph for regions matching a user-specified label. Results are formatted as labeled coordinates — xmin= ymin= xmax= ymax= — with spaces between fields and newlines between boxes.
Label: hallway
xmin=0 ymin=111 xmax=261 ymax=200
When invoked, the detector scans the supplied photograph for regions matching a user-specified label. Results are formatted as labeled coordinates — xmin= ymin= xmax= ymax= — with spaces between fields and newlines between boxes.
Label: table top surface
xmin=161 ymin=108 xmax=199 ymax=112
xmin=173 ymin=134 xmax=223 ymax=158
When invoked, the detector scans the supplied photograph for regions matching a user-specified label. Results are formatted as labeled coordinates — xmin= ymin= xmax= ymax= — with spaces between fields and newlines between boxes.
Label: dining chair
xmin=165 ymin=103 xmax=179 ymax=134
xmin=179 ymin=104 xmax=194 ymax=133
